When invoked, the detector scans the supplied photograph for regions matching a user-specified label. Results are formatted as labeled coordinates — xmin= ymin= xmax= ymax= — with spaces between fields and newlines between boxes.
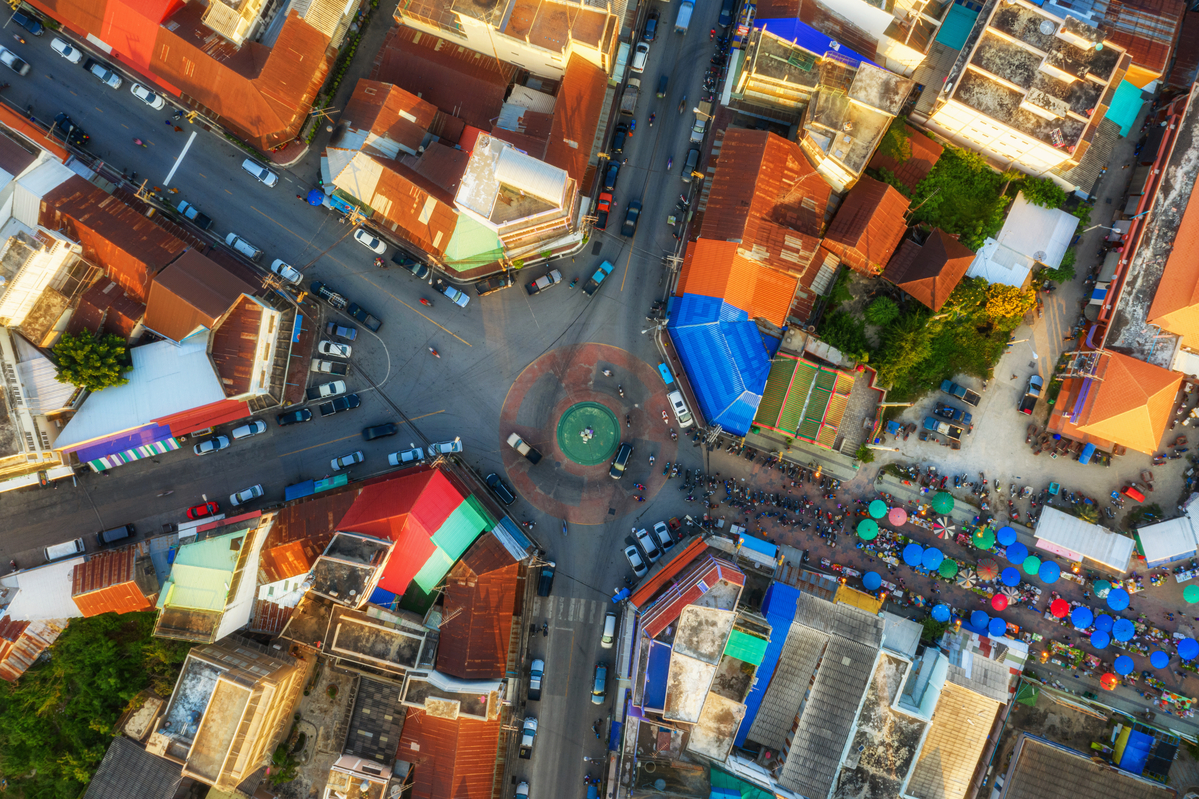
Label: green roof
xmin=157 ymin=531 xmax=246 ymax=612
xmin=723 ymin=629 xmax=769 ymax=665
xmin=710 ymin=767 xmax=776 ymax=799
xmin=413 ymin=548 xmax=454 ymax=593
xmin=431 ymin=501 xmax=489 ymax=562
xmin=443 ymin=215 xmax=503 ymax=270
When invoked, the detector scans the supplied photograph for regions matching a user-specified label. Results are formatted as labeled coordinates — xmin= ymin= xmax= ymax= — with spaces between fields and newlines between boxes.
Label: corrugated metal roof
xmin=882 ymin=229 xmax=974 ymax=311
xmin=1101 ymin=0 xmax=1185 ymax=76
xmin=1075 ymin=350 xmax=1180 ymax=454
xmin=0 ymin=617 xmax=65 ymax=682
xmin=1004 ymin=734 xmax=1175 ymax=799
xmin=144 ymin=250 xmax=259 ymax=343
xmin=641 ymin=556 xmax=745 ymax=639
xmin=1033 ymin=506 xmax=1136 ymax=571
xmin=867 ymin=124 xmax=943 ymax=194
xmin=544 ymin=54 xmax=608 ymax=185
xmin=65 ymin=280 xmax=146 ymax=341
xmin=630 ymin=538 xmax=708 ymax=608
xmin=0 ymin=129 xmax=37 ymax=177
xmin=397 ymin=712 xmax=501 ymax=799
xmin=677 ymin=240 xmax=798 ymax=327
xmin=436 ymin=534 xmax=519 ymax=680
xmin=824 ymin=176 xmax=910 ymax=274
xmin=71 ymin=548 xmax=154 ymax=617
xmin=159 ymin=530 xmax=246 ymax=612
xmin=6 ymin=558 xmax=86 ymax=621
xmin=82 ymin=735 xmax=182 ymax=799
xmin=1166 ymin=10 xmax=1199 ymax=89
xmin=248 ymin=599 xmax=295 ymax=635
xmin=906 ymin=682 xmax=1000 ymax=799
xmin=209 ymin=296 xmax=263 ymax=397
xmin=343 ymin=80 xmax=440 ymax=159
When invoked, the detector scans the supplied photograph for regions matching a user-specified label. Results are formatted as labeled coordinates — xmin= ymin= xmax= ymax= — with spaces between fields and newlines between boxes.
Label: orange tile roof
xmin=882 ymin=229 xmax=974 ymax=310
xmin=677 ymin=240 xmax=798 ymax=326
xmin=1076 ymin=350 xmax=1182 ymax=453
xmin=544 ymin=55 xmax=608 ymax=185
xmin=867 ymin=124 xmax=943 ymax=194
xmin=1148 ymin=177 xmax=1199 ymax=348
xmin=824 ymin=176 xmax=910 ymax=274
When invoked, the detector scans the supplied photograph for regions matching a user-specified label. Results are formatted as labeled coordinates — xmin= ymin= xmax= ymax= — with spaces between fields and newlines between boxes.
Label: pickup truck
xmin=311 ymin=359 xmax=350 ymax=376
xmin=310 ymin=282 xmax=347 ymax=310
xmin=933 ymin=402 xmax=972 ymax=426
xmin=923 ymin=416 xmax=963 ymax=440
xmin=518 ymin=716 xmax=538 ymax=759
xmin=319 ymin=394 xmax=361 ymax=417
xmin=619 ymin=77 xmax=640 ymax=116
xmin=528 ymin=659 xmax=544 ymax=701
xmin=507 ymin=433 xmax=543 ymax=464
xmin=347 ymin=303 xmax=382 ymax=332
xmin=176 ymin=200 xmax=213 ymax=230
xmin=583 ymin=260 xmax=615 ymax=296
xmin=940 ymin=379 xmax=981 ymax=407
xmin=305 ymin=380 xmax=346 ymax=402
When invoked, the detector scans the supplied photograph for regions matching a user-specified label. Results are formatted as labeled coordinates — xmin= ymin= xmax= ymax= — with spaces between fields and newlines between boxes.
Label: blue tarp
xmin=285 ymin=480 xmax=316 ymax=501
xmin=735 ymin=582 xmax=802 ymax=747
xmin=643 ymin=641 xmax=672 ymax=711
xmin=370 ymin=587 xmax=397 ymax=608
xmin=1079 ymin=442 xmax=1096 ymax=464
xmin=754 ymin=16 xmax=875 ymax=65
xmin=668 ymin=295 xmax=771 ymax=435
xmin=1117 ymin=729 xmax=1153 ymax=775
xmin=1108 ymin=80 xmax=1146 ymax=137
xmin=739 ymin=534 xmax=777 ymax=558
xmin=936 ymin=2 xmax=980 ymax=49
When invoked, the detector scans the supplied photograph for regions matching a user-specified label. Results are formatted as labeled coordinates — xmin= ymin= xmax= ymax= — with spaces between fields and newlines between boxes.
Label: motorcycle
xmin=649 ymin=113 xmax=656 ymax=127
xmin=569 ymin=277 xmax=578 ymax=289
xmin=428 ymin=346 xmax=440 ymax=358
xmin=666 ymin=157 xmax=673 ymax=169
xmin=678 ymin=95 xmax=687 ymax=113
xmin=618 ymin=385 xmax=625 ymax=397
xmin=374 ymin=256 xmax=387 ymax=268
xmin=419 ymin=297 xmax=433 ymax=307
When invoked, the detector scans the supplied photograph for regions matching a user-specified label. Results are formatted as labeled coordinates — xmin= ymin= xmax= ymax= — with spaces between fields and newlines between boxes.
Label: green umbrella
xmin=868 ymin=500 xmax=888 ymax=519
xmin=973 ymin=527 xmax=995 ymax=550
xmin=1023 ymin=555 xmax=1042 ymax=576
xmin=1186 ymin=585 xmax=1199 ymax=604
xmin=857 ymin=518 xmax=879 ymax=541
xmin=932 ymin=491 xmax=954 ymax=515
xmin=938 ymin=558 xmax=959 ymax=579
xmin=1093 ymin=580 xmax=1111 ymax=598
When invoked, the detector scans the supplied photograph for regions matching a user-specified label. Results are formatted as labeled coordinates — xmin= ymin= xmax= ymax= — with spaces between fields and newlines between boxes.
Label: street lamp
xmin=692 ymin=107 xmax=714 ymax=120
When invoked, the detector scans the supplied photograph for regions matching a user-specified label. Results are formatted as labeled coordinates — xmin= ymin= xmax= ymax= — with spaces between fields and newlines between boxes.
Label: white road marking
xmin=162 ymin=131 xmax=197 ymax=186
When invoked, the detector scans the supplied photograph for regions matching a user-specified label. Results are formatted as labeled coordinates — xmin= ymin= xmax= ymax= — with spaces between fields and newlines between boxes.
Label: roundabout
xmin=557 ymin=402 xmax=620 ymax=465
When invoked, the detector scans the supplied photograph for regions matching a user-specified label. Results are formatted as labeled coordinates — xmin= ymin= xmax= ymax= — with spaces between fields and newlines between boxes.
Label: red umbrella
xmin=991 ymin=593 xmax=1009 ymax=611
xmin=1100 ymin=673 xmax=1120 ymax=691
xmin=1050 ymin=598 xmax=1069 ymax=618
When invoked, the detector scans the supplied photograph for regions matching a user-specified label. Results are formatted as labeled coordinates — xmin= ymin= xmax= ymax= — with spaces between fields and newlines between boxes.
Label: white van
xmin=45 ymin=537 xmax=85 ymax=561
xmin=225 ymin=232 xmax=262 ymax=261
xmin=667 ymin=390 xmax=694 ymax=428
xmin=601 ymin=612 xmax=618 ymax=648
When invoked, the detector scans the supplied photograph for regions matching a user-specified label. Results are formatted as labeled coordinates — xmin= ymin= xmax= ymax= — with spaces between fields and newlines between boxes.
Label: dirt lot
xmin=273 ymin=659 xmax=360 ymax=799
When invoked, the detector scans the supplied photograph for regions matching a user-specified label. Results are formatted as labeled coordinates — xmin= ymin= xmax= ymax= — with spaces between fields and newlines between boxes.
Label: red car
xmin=187 ymin=501 xmax=220 ymax=520
xmin=596 ymin=192 xmax=613 ymax=231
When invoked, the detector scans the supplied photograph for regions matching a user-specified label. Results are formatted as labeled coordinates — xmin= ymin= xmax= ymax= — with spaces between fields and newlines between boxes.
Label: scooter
xmin=678 ymin=95 xmax=687 ymax=113
xmin=428 ymin=346 xmax=440 ymax=358
xmin=569 ymin=277 xmax=578 ymax=289
xmin=419 ymin=297 xmax=433 ymax=307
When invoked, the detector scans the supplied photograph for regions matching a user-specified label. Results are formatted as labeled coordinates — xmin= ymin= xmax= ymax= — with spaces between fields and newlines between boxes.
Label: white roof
xmin=54 ymin=334 xmax=225 ymax=450
xmin=967 ymin=193 xmax=1079 ymax=286
xmin=15 ymin=333 xmax=75 ymax=414
xmin=1138 ymin=493 xmax=1199 ymax=564
xmin=6 ymin=556 xmax=86 ymax=621
xmin=495 ymin=146 xmax=567 ymax=206
xmin=1033 ymin=506 xmax=1135 ymax=572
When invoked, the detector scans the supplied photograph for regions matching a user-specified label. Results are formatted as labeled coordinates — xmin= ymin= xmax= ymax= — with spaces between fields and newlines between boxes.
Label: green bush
xmin=909 ymin=147 xmax=1011 ymax=251
xmin=818 ymin=310 xmax=870 ymax=357
xmin=876 ymin=116 xmax=912 ymax=163
xmin=1019 ymin=176 xmax=1067 ymax=209
xmin=864 ymin=296 xmax=899 ymax=327
xmin=828 ymin=270 xmax=854 ymax=308
xmin=855 ymin=444 xmax=875 ymax=463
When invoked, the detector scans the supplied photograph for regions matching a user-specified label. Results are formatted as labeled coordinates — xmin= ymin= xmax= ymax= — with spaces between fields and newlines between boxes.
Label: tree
xmin=984 ymin=285 xmax=1036 ymax=321
xmin=909 ymin=146 xmax=1011 ymax=250
xmin=855 ymin=444 xmax=875 ymax=463
xmin=1019 ymin=176 xmax=1067 ymax=209
xmin=817 ymin=310 xmax=871 ymax=359
xmin=877 ymin=116 xmax=912 ymax=163
xmin=52 ymin=331 xmax=129 ymax=391
xmin=864 ymin=296 xmax=899 ymax=327
xmin=1073 ymin=503 xmax=1100 ymax=524
xmin=920 ymin=617 xmax=950 ymax=643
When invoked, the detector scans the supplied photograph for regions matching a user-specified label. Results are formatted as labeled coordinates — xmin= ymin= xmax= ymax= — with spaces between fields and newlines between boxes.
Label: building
xmin=1136 ymin=492 xmax=1199 ymax=567
xmin=308 ymin=531 xmax=395 ymax=609
xmin=823 ymin=176 xmax=911 ymax=274
xmin=147 ymin=636 xmax=304 ymax=791
xmin=884 ymin=228 xmax=975 ymax=310
xmin=967 ymin=193 xmax=1080 ymax=289
xmin=927 ymin=4 xmax=1130 ymax=176
xmin=753 ymin=352 xmax=859 ymax=450
xmin=82 ymin=736 xmax=183 ymax=799
xmin=1033 ymin=506 xmax=1136 ymax=574
xmin=437 ymin=534 xmax=520 ymax=680
xmin=996 ymin=733 xmax=1176 ymax=799
xmin=1097 ymin=0 xmax=1186 ymax=89
xmin=71 ymin=546 xmax=160 ymax=617
xmin=396 ymin=699 xmax=503 ymax=799
xmin=0 ymin=325 xmax=78 ymax=492
xmin=0 ymin=615 xmax=66 ymax=682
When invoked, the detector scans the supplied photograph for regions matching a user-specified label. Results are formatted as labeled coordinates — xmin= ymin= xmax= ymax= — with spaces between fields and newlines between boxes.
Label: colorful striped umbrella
xmin=977 ymin=559 xmax=999 ymax=581
xmin=932 ymin=517 xmax=955 ymax=539
xmin=956 ymin=568 xmax=977 ymax=587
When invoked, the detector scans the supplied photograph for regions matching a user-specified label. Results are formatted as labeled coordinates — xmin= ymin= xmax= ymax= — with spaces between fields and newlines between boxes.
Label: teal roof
xmin=443 ymin=215 xmax=503 ymax=271
xmin=1107 ymin=80 xmax=1146 ymax=137
xmin=935 ymin=3 xmax=979 ymax=50
xmin=724 ymin=629 xmax=769 ymax=665
xmin=157 ymin=531 xmax=245 ymax=612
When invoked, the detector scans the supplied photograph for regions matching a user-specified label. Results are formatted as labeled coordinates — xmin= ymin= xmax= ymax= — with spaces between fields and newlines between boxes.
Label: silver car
xmin=388 ymin=446 xmax=425 ymax=466
xmin=354 ymin=228 xmax=386 ymax=254
xmin=318 ymin=340 xmax=352 ymax=358
xmin=331 ymin=451 xmax=365 ymax=471
xmin=230 ymin=484 xmax=264 ymax=506
xmin=241 ymin=158 xmax=278 ymax=187
xmin=192 ymin=435 xmax=230 ymax=456
xmin=623 ymin=545 xmax=647 ymax=577
xmin=230 ymin=420 xmax=267 ymax=440
xmin=428 ymin=437 xmax=464 ymax=455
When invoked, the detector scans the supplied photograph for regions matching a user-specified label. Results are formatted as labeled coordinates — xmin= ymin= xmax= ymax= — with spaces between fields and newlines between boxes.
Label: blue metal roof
xmin=668 ymin=294 xmax=772 ymax=436
xmin=754 ymin=16 xmax=874 ymax=66
xmin=739 ymin=534 xmax=778 ymax=558
xmin=735 ymin=582 xmax=802 ymax=747
xmin=644 ymin=641 xmax=672 ymax=711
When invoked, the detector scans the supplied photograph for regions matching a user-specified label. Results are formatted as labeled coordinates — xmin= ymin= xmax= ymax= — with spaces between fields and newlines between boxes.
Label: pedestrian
xmin=174 ymin=125 xmax=183 ymax=132
xmin=164 ymin=119 xmax=173 ymax=126
xmin=168 ymin=187 xmax=179 ymax=194
xmin=296 ymin=194 xmax=303 ymax=200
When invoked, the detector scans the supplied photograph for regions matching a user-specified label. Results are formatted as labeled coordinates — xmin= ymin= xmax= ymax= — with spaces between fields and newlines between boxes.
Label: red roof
xmin=544 ymin=54 xmax=608 ymax=185
xmin=641 ymin=556 xmax=745 ymax=639
xmin=71 ymin=548 xmax=155 ymax=617
xmin=629 ymin=538 xmax=707 ymax=609
xmin=155 ymin=398 xmax=251 ymax=437
xmin=398 ymin=713 xmax=501 ymax=799
xmin=1102 ymin=0 xmax=1185 ymax=76
xmin=823 ymin=176 xmax=910 ymax=274
xmin=66 ymin=280 xmax=146 ymax=339
xmin=0 ymin=617 xmax=64 ymax=683
xmin=882 ymin=228 xmax=974 ymax=310
xmin=867 ymin=125 xmax=943 ymax=194
xmin=437 ymin=535 xmax=519 ymax=680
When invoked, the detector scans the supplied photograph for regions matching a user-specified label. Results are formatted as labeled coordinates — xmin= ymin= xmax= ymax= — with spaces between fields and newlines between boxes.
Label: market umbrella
xmin=1091 ymin=631 xmax=1110 ymax=649
xmin=863 ymin=571 xmax=882 ymax=591
xmin=1151 ymin=650 xmax=1170 ymax=669
xmin=1001 ymin=567 xmax=1021 ymax=587
xmin=903 ymin=543 xmax=924 ymax=567
xmin=869 ymin=499 xmax=888 ymax=519
xmin=1071 ymin=606 xmax=1094 ymax=629
xmin=1114 ymin=655 xmax=1135 ymax=675
xmin=1050 ymin=598 xmax=1069 ymax=618
xmin=857 ymin=518 xmax=879 ymax=541
xmin=1094 ymin=614 xmax=1114 ymax=633
xmin=938 ymin=559 xmax=960 ymax=579
xmin=991 ymin=593 xmax=1009 ymax=611
xmin=1113 ymin=618 xmax=1135 ymax=642
xmin=973 ymin=527 xmax=996 ymax=551
xmin=996 ymin=526 xmax=1017 ymax=546
xmin=932 ymin=491 xmax=955 ymax=514
xmin=1006 ymin=542 xmax=1029 ymax=564
xmin=977 ymin=558 xmax=1000 ymax=581
xmin=1100 ymin=673 xmax=1120 ymax=690
xmin=1093 ymin=580 xmax=1111 ymax=598
xmin=932 ymin=517 xmax=955 ymax=539
xmin=888 ymin=507 xmax=908 ymax=526
xmin=1023 ymin=555 xmax=1042 ymax=576
xmin=932 ymin=603 xmax=951 ymax=623
xmin=1001 ymin=586 xmax=1021 ymax=600
xmin=922 ymin=547 xmax=945 ymax=571
xmin=988 ymin=617 xmax=1008 ymax=638
xmin=1179 ymin=638 xmax=1199 ymax=661
xmin=305 ymin=189 xmax=324 ymax=206
xmin=970 ymin=610 xmax=990 ymax=631
xmin=1107 ymin=587 xmax=1130 ymax=611
xmin=1186 ymin=585 xmax=1199 ymax=604
xmin=956 ymin=568 xmax=978 ymax=588
xmin=1039 ymin=561 xmax=1061 ymax=584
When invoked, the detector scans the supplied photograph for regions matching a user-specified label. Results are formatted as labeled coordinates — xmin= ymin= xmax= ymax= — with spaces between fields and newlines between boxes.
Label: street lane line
xmin=162 ymin=131 xmax=197 ymax=186
xmin=275 ymin=409 xmax=445 ymax=458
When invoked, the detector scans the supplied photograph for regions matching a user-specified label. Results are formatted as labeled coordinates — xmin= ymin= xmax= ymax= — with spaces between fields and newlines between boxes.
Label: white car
xmin=653 ymin=521 xmax=674 ymax=553
xmin=354 ymin=228 xmax=387 ymax=254
xmin=230 ymin=484 xmax=264 ymax=506
xmin=241 ymin=158 xmax=279 ymax=187
xmin=388 ymin=446 xmax=425 ymax=466
xmin=428 ymin=437 xmax=464 ymax=455
xmin=623 ymin=545 xmax=648 ymax=577
xmin=270 ymin=259 xmax=302 ymax=285
xmin=331 ymin=451 xmax=365 ymax=471
xmin=192 ymin=435 xmax=230 ymax=456
xmin=0 ymin=47 xmax=29 ymax=76
xmin=635 ymin=528 xmax=662 ymax=563
xmin=318 ymin=340 xmax=352 ymax=358
xmin=51 ymin=37 xmax=82 ymax=63
xmin=85 ymin=59 xmax=122 ymax=88
xmin=130 ymin=83 xmax=166 ymax=110
xmin=230 ymin=420 xmax=267 ymax=439
xmin=631 ymin=42 xmax=650 ymax=73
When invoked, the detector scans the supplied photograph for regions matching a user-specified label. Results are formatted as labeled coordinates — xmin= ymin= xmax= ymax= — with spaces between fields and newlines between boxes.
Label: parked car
xmin=318 ymin=340 xmax=352 ymax=358
xmin=591 ymin=662 xmax=608 ymax=704
xmin=319 ymin=394 xmax=361 ymax=417
xmin=392 ymin=251 xmax=430 ymax=279
xmin=609 ymin=442 xmax=633 ymax=479
xmin=277 ymin=408 xmax=313 ymax=426
xmin=476 ymin=272 xmax=514 ymax=296
xmin=526 ymin=269 xmax=562 ymax=295
xmin=362 ymin=423 xmax=398 ymax=440
xmin=644 ymin=9 xmax=659 ymax=40
xmin=652 ymin=521 xmax=674 ymax=552
xmin=595 ymin=192 xmax=612 ymax=231
xmin=635 ymin=528 xmax=661 ymax=562
xmin=611 ymin=124 xmax=628 ymax=155
xmin=311 ymin=281 xmax=347 ymax=309
xmin=603 ymin=161 xmax=620 ymax=192
xmin=231 ymin=419 xmax=267 ymax=439
xmin=331 ymin=451 xmax=365 ymax=471
xmin=436 ymin=280 xmax=471 ymax=308
xmin=354 ymin=228 xmax=386 ymax=254
xmin=326 ymin=322 xmax=357 ymax=341
xmin=230 ymin=484 xmax=264 ymax=507
xmin=631 ymin=42 xmax=650 ymax=73
xmin=83 ymin=57 xmax=122 ymax=88
xmin=428 ymin=437 xmax=464 ymax=455
xmin=486 ymin=473 xmax=517 ymax=506
xmin=528 ymin=660 xmax=544 ymax=701
xmin=667 ymin=390 xmax=693 ymax=428
xmin=681 ymin=148 xmax=700 ymax=182
xmin=601 ymin=612 xmax=617 ymax=648
xmin=11 ymin=11 xmax=43 ymax=36
xmin=621 ymin=201 xmax=642 ymax=237
xmin=1019 ymin=375 xmax=1044 ymax=415
xmin=241 ymin=158 xmax=279 ymax=187
xmin=177 ymin=200 xmax=213 ymax=230
xmin=270 ymin=259 xmax=302 ymax=285
xmin=130 ymin=83 xmax=166 ymax=109
xmin=187 ymin=501 xmax=220 ymax=520
xmin=388 ymin=446 xmax=425 ymax=466
xmin=623 ymin=544 xmax=647 ymax=577
xmin=0 ymin=47 xmax=30 ymax=76
xmin=347 ymin=303 xmax=382 ymax=331
xmin=536 ymin=562 xmax=555 ymax=596
xmin=192 ymin=435 xmax=230 ymax=456
xmin=51 ymin=113 xmax=88 ymax=148
xmin=51 ymin=37 xmax=83 ymax=63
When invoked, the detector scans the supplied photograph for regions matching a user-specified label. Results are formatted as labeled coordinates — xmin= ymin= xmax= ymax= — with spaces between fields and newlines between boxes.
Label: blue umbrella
xmin=932 ymin=604 xmax=950 ymax=623
xmin=996 ymin=526 xmax=1017 ymax=546
xmin=1039 ymin=561 xmax=1061 ymax=584
xmin=1001 ymin=567 xmax=1021 ymax=587
xmin=863 ymin=571 xmax=882 ymax=591
xmin=1113 ymin=618 xmax=1135 ymax=641
xmin=970 ymin=610 xmax=990 ymax=631
xmin=1151 ymin=650 xmax=1170 ymax=669
xmin=988 ymin=617 xmax=1007 ymax=638
xmin=1091 ymin=631 xmax=1110 ymax=649
xmin=1094 ymin=614 xmax=1114 ymax=633
xmin=903 ymin=543 xmax=924 ymax=567
xmin=1071 ymin=606 xmax=1093 ymax=629
xmin=306 ymin=189 xmax=325 ymax=206
xmin=1114 ymin=655 xmax=1134 ymax=675
xmin=922 ymin=547 xmax=944 ymax=570
xmin=1180 ymin=638 xmax=1199 ymax=661
xmin=1107 ymin=587 xmax=1130 ymax=611
xmin=1006 ymin=542 xmax=1028 ymax=564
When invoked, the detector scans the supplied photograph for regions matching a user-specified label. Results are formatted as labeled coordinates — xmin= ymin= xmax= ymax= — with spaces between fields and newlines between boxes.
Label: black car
xmin=277 ymin=408 xmax=313 ymax=426
xmin=933 ymin=403 xmax=960 ymax=420
xmin=476 ymin=272 xmax=514 ymax=296
xmin=362 ymin=422 xmax=398 ymax=440
xmin=486 ymin=473 xmax=517 ymax=506
xmin=603 ymin=161 xmax=620 ymax=192
xmin=611 ymin=124 xmax=628 ymax=154
xmin=51 ymin=113 xmax=89 ymax=148
xmin=643 ymin=10 xmax=659 ymax=41
xmin=347 ymin=302 xmax=382 ymax=332
xmin=537 ymin=562 xmax=556 ymax=596
xmin=310 ymin=281 xmax=347 ymax=309
xmin=621 ymin=201 xmax=642 ymax=237
xmin=11 ymin=11 xmax=44 ymax=36
xmin=391 ymin=251 xmax=430 ymax=279
xmin=609 ymin=442 xmax=633 ymax=479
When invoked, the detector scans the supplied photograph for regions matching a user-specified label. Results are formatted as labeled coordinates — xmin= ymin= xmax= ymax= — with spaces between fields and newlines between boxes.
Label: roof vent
xmin=1039 ymin=20 xmax=1055 ymax=35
